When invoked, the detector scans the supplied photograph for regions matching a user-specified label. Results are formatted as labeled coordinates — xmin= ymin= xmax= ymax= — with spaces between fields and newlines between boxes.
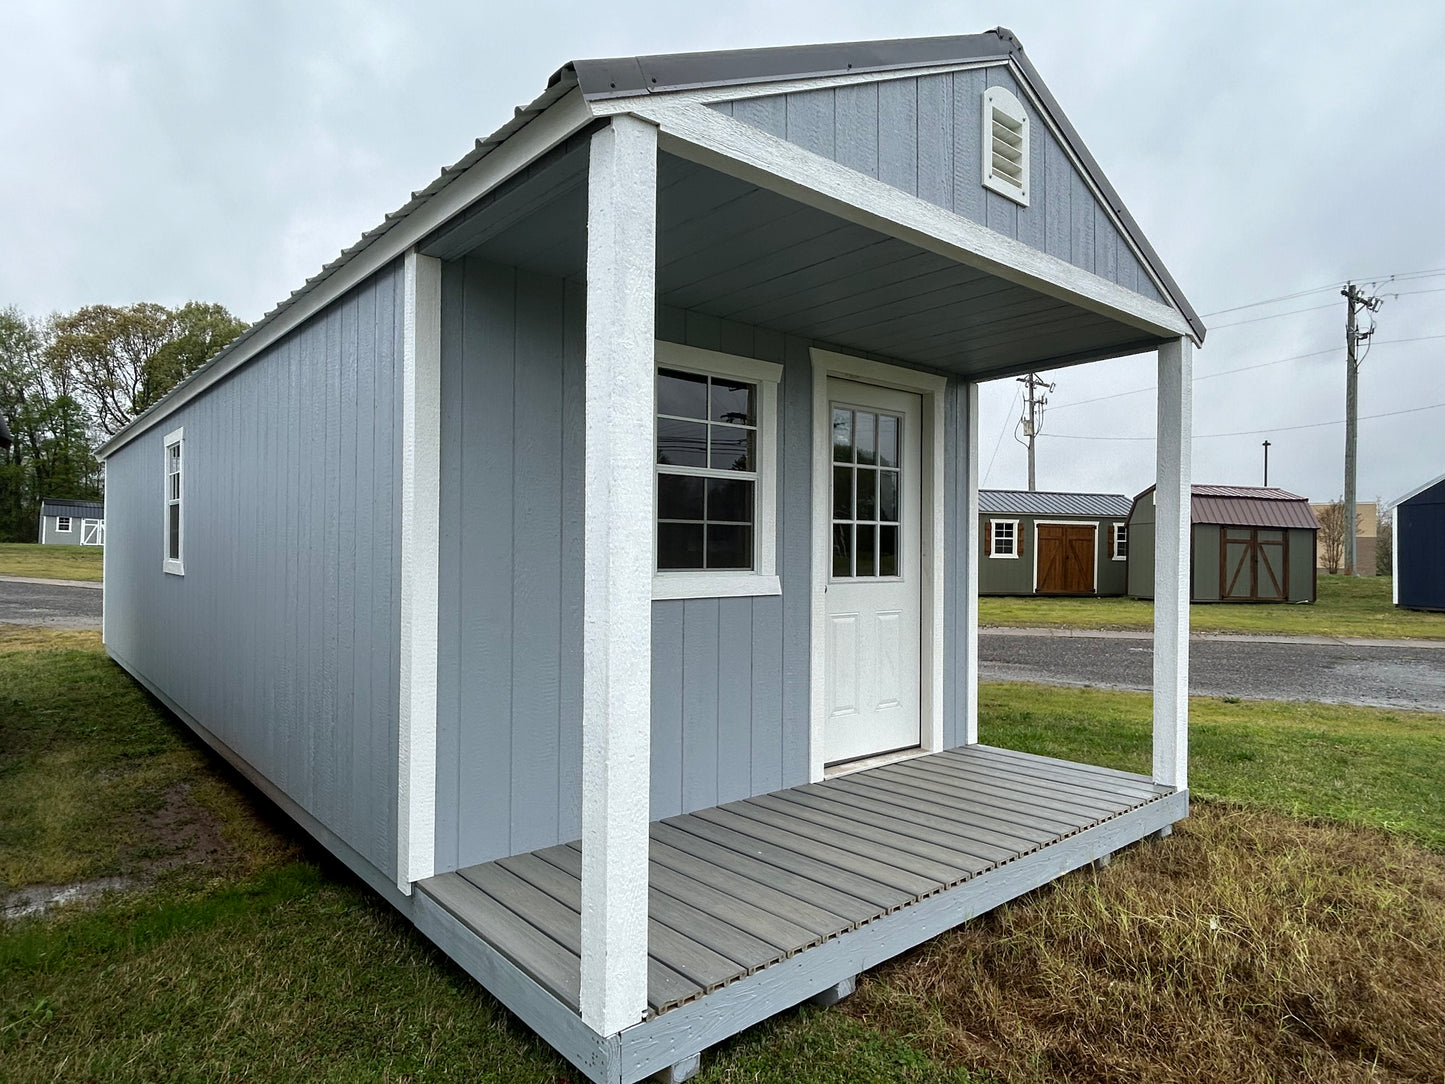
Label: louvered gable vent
xmin=982 ymin=85 xmax=1029 ymax=206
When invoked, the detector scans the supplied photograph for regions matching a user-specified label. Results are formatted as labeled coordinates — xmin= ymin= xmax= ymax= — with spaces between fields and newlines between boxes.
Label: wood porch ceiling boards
xmin=420 ymin=744 xmax=1171 ymax=1019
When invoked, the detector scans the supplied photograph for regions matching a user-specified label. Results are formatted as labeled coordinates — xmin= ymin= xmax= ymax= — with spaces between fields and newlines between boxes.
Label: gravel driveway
xmin=0 ymin=576 xmax=102 ymax=630
xmin=982 ymin=628 xmax=1445 ymax=712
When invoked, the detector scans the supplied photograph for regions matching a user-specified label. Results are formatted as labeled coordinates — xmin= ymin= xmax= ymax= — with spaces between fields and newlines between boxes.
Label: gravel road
xmin=0 ymin=576 xmax=102 ymax=630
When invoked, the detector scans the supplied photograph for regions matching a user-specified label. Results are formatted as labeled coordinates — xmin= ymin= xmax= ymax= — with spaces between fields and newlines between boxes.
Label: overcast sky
xmin=4 ymin=0 xmax=1443 ymax=505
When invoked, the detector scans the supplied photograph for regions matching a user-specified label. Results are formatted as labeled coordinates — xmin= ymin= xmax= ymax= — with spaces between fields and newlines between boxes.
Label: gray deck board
xmin=420 ymin=744 xmax=1174 ymax=1020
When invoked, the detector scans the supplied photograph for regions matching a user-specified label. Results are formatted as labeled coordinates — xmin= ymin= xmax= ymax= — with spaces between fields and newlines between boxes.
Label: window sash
xmin=164 ymin=432 xmax=184 ymax=572
xmin=56 ymin=516 xmax=72 ymax=532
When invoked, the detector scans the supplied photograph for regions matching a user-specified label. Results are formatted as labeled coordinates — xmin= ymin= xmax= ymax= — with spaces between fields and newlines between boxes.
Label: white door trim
xmin=809 ymin=348 xmax=947 ymax=783
xmin=1030 ymin=518 xmax=1099 ymax=594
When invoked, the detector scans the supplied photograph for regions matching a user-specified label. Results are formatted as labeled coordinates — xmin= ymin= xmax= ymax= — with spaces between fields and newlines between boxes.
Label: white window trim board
xmin=162 ymin=426 xmax=185 ymax=576
xmin=56 ymin=516 xmax=72 ymax=532
xmin=397 ymin=251 xmax=442 ymax=895
xmin=1112 ymin=522 xmax=1128 ymax=561
xmin=809 ymin=348 xmax=948 ymax=783
xmin=981 ymin=85 xmax=1029 ymax=206
xmin=1030 ymin=518 xmax=1098 ymax=595
xmin=653 ymin=341 xmax=783 ymax=600
xmin=988 ymin=518 xmax=1019 ymax=558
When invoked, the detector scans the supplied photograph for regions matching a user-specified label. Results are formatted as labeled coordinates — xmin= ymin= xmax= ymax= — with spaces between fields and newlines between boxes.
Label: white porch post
xmin=1153 ymin=336 xmax=1192 ymax=790
xmin=962 ymin=381 xmax=981 ymax=745
xmin=580 ymin=113 xmax=658 ymax=1036
xmin=397 ymin=250 xmax=442 ymax=893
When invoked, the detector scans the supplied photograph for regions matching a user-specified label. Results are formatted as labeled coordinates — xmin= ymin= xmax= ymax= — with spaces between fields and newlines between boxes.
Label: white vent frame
xmin=982 ymin=86 xmax=1030 ymax=207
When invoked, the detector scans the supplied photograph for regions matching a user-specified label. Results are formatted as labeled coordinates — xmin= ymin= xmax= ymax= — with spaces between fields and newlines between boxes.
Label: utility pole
xmin=1262 ymin=440 xmax=1270 ymax=487
xmin=1341 ymin=282 xmax=1383 ymax=575
xmin=1017 ymin=372 xmax=1054 ymax=491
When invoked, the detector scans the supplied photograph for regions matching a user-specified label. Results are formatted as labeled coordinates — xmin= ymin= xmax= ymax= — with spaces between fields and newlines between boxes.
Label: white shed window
xmin=653 ymin=342 xmax=781 ymax=600
xmin=989 ymin=519 xmax=1019 ymax=558
xmin=163 ymin=427 xmax=185 ymax=575
xmin=982 ymin=86 xmax=1030 ymax=206
xmin=1112 ymin=523 xmax=1128 ymax=560
xmin=56 ymin=516 xmax=72 ymax=533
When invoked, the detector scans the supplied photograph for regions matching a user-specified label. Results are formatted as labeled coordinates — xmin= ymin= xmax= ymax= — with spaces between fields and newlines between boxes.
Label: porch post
xmin=580 ymin=113 xmax=657 ymax=1036
xmin=962 ymin=381 xmax=980 ymax=744
xmin=1152 ymin=336 xmax=1192 ymax=789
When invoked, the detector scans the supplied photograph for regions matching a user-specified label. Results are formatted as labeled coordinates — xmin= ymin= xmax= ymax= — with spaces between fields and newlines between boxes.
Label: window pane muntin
xmin=829 ymin=404 xmax=904 ymax=580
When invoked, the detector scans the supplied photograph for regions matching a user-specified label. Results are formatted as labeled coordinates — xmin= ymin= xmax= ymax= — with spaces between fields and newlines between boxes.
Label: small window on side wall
xmin=653 ymin=342 xmax=782 ymax=600
xmin=989 ymin=519 xmax=1019 ymax=558
xmin=1112 ymin=523 xmax=1128 ymax=560
xmin=163 ymin=427 xmax=184 ymax=575
xmin=57 ymin=516 xmax=72 ymax=533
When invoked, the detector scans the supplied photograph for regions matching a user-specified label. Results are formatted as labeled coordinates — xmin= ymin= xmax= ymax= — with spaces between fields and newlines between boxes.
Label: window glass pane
xmin=855 ymin=524 xmax=876 ymax=577
xmin=657 ymin=369 xmax=707 ymax=419
xmin=706 ymin=477 xmax=753 ymax=523
xmin=709 ymin=425 xmax=753 ymax=472
xmin=710 ymin=379 xmax=754 ymax=425
xmin=856 ymin=468 xmax=876 ymax=521
xmin=657 ymin=418 xmax=708 ymax=467
xmin=658 ymin=523 xmax=704 ymax=569
xmin=658 ymin=473 xmax=704 ymax=520
xmin=832 ymin=466 xmax=852 ymax=521
xmin=168 ymin=504 xmax=181 ymax=561
xmin=879 ymin=471 xmax=898 ymax=522
xmin=832 ymin=524 xmax=853 ymax=578
xmin=706 ymin=524 xmax=752 ymax=569
xmin=879 ymin=525 xmax=898 ymax=577
xmin=855 ymin=411 xmax=876 ymax=466
xmin=832 ymin=409 xmax=853 ymax=463
xmin=878 ymin=415 xmax=898 ymax=468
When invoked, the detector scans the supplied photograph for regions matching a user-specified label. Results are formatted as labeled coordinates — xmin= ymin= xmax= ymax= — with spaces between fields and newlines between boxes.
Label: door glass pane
xmin=879 ymin=471 xmax=898 ymax=522
xmin=855 ymin=411 xmax=876 ymax=465
xmin=706 ymin=477 xmax=753 ymax=523
xmin=833 ymin=466 xmax=852 ymax=521
xmin=710 ymin=379 xmax=754 ymax=425
xmin=832 ymin=409 xmax=853 ymax=463
xmin=855 ymin=524 xmax=876 ymax=577
xmin=707 ymin=524 xmax=752 ymax=569
xmin=658 ymin=523 xmax=704 ymax=569
xmin=832 ymin=524 xmax=853 ymax=578
xmin=878 ymin=415 xmax=898 ymax=468
xmin=657 ymin=369 xmax=707 ymax=419
xmin=856 ymin=468 xmax=876 ymax=521
xmin=879 ymin=525 xmax=898 ymax=577
xmin=658 ymin=474 xmax=704 ymax=520
xmin=657 ymin=418 xmax=707 ymax=467
xmin=709 ymin=425 xmax=753 ymax=471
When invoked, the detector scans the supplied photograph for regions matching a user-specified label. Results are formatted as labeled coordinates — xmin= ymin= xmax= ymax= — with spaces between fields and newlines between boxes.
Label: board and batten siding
xmin=709 ymin=67 xmax=1161 ymax=305
xmin=104 ymin=262 xmax=405 ymax=878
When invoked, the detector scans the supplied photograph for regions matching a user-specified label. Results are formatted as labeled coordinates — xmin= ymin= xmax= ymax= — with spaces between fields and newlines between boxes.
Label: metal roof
xmin=979 ymin=490 xmax=1133 ymax=518
xmin=41 ymin=499 xmax=104 ymax=518
xmin=1133 ymin=485 xmax=1318 ymax=530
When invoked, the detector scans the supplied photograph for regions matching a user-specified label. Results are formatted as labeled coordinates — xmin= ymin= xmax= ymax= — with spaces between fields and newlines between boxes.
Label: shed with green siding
xmin=1127 ymin=485 xmax=1318 ymax=603
xmin=979 ymin=490 xmax=1131 ymax=596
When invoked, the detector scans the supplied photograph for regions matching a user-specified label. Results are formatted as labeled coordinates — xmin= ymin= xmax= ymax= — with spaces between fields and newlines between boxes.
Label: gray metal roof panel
xmin=41 ymin=499 xmax=104 ymax=518
xmin=978 ymin=490 xmax=1133 ymax=518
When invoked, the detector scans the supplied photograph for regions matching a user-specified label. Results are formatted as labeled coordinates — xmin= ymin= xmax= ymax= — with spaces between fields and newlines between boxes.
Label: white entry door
xmin=823 ymin=379 xmax=922 ymax=765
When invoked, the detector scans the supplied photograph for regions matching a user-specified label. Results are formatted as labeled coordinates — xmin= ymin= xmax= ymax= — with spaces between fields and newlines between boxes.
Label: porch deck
xmin=418 ymin=744 xmax=1183 ymax=1074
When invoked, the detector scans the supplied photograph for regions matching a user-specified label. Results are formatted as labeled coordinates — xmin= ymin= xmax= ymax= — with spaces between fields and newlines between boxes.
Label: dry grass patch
xmin=0 ymin=626 xmax=100 ymax=653
xmin=0 ymin=542 xmax=103 ymax=582
xmin=848 ymin=803 xmax=1445 ymax=1083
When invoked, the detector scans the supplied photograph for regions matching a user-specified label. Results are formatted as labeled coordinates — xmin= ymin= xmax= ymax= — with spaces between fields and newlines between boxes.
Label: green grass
xmin=978 ymin=573 xmax=1445 ymax=640
xmin=0 ymin=542 xmax=103 ymax=582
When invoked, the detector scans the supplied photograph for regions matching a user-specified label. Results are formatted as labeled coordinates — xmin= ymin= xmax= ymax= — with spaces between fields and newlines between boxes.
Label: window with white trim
xmin=56 ymin=516 xmax=72 ymax=533
xmin=163 ymin=427 xmax=184 ymax=575
xmin=653 ymin=343 xmax=780 ymax=600
xmin=982 ymin=86 xmax=1030 ymax=206
xmin=990 ymin=519 xmax=1018 ymax=558
xmin=1112 ymin=523 xmax=1128 ymax=560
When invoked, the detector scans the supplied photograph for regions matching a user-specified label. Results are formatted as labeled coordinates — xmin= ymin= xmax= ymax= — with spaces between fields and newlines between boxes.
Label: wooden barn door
xmin=1221 ymin=528 xmax=1289 ymax=601
xmin=1036 ymin=524 xmax=1096 ymax=595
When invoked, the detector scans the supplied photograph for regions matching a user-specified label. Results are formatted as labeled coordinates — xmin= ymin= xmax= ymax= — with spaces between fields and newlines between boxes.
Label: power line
xmin=1208 ymin=301 xmax=1338 ymax=330
xmin=1198 ymin=266 xmax=1445 ymax=318
xmin=982 ymin=383 xmax=1021 ymax=486
xmin=1045 ymin=400 xmax=1445 ymax=443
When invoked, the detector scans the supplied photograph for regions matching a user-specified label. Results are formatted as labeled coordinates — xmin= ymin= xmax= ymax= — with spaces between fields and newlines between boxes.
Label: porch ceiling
xmin=423 ymin=148 xmax=1171 ymax=379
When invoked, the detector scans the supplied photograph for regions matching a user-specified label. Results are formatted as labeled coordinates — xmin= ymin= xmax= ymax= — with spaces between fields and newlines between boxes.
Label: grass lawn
xmin=978 ymin=572 xmax=1445 ymax=641
xmin=3 ymin=631 xmax=1442 ymax=1081
xmin=0 ymin=542 xmax=103 ymax=582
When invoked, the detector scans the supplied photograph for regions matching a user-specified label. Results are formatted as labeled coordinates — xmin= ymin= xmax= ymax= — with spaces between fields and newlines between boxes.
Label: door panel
xmin=1222 ymin=528 xmax=1254 ymax=599
xmin=1220 ymin=527 xmax=1289 ymax=601
xmin=824 ymin=380 xmax=922 ymax=765
xmin=1036 ymin=523 xmax=1096 ymax=594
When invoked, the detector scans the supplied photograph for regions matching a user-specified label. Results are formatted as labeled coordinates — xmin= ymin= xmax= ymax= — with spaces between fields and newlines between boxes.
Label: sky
xmin=3 ymin=0 xmax=1443 ymax=506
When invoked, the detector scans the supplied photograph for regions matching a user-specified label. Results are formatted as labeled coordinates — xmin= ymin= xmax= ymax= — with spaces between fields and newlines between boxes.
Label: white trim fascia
xmin=1387 ymin=469 xmax=1445 ymax=511
xmin=396 ymin=251 xmax=442 ymax=895
xmin=586 ymin=60 xmax=1001 ymax=111
xmin=580 ymin=114 xmax=657 ymax=1038
xmin=96 ymin=88 xmax=595 ymax=460
xmin=809 ymin=348 xmax=948 ymax=782
xmin=162 ymin=425 xmax=185 ymax=576
xmin=1152 ymin=337 xmax=1192 ymax=790
xmin=626 ymin=98 xmax=1193 ymax=343
xmin=961 ymin=381 xmax=980 ymax=745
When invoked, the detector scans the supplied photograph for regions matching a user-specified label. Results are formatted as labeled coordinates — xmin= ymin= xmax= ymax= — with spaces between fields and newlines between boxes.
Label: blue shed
xmin=1393 ymin=472 xmax=1445 ymax=611
xmin=95 ymin=31 xmax=1206 ymax=1083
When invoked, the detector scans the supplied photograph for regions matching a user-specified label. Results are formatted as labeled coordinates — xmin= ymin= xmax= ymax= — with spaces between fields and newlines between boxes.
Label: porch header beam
xmin=1152 ymin=336 xmax=1192 ymax=789
xmin=580 ymin=113 xmax=659 ymax=1036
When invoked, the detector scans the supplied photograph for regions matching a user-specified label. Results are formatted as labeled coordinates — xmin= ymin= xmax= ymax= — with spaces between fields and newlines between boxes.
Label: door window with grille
xmin=831 ymin=406 xmax=902 ymax=579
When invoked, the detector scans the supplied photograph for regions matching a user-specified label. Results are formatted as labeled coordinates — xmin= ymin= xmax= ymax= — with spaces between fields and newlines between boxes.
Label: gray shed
xmin=96 ymin=31 xmax=1205 ymax=1083
xmin=979 ymin=489 xmax=1132 ymax=596
xmin=1127 ymin=485 xmax=1318 ymax=603
xmin=38 ymin=498 xmax=105 ymax=546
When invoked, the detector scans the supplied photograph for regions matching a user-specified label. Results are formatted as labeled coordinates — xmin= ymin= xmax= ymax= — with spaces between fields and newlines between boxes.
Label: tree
xmin=1376 ymin=505 xmax=1393 ymax=577
xmin=1316 ymin=499 xmax=1361 ymax=576
xmin=45 ymin=301 xmax=246 ymax=438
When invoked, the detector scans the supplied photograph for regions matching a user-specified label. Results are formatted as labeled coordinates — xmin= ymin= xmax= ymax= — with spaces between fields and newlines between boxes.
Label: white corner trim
xmin=809 ymin=349 xmax=948 ymax=783
xmin=626 ymin=98 xmax=1193 ymax=342
xmin=961 ymin=382 xmax=980 ymax=745
xmin=162 ymin=425 xmax=185 ymax=577
xmin=580 ymin=114 xmax=657 ymax=1038
xmin=1392 ymin=511 xmax=1400 ymax=606
xmin=97 ymin=87 xmax=595 ymax=460
xmin=397 ymin=251 xmax=442 ymax=894
xmin=1152 ymin=337 xmax=1191 ymax=790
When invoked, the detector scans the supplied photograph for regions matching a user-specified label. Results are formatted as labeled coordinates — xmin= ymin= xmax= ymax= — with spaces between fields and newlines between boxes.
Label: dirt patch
xmin=845 ymin=802 xmax=1445 ymax=1083
xmin=140 ymin=780 xmax=236 ymax=874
